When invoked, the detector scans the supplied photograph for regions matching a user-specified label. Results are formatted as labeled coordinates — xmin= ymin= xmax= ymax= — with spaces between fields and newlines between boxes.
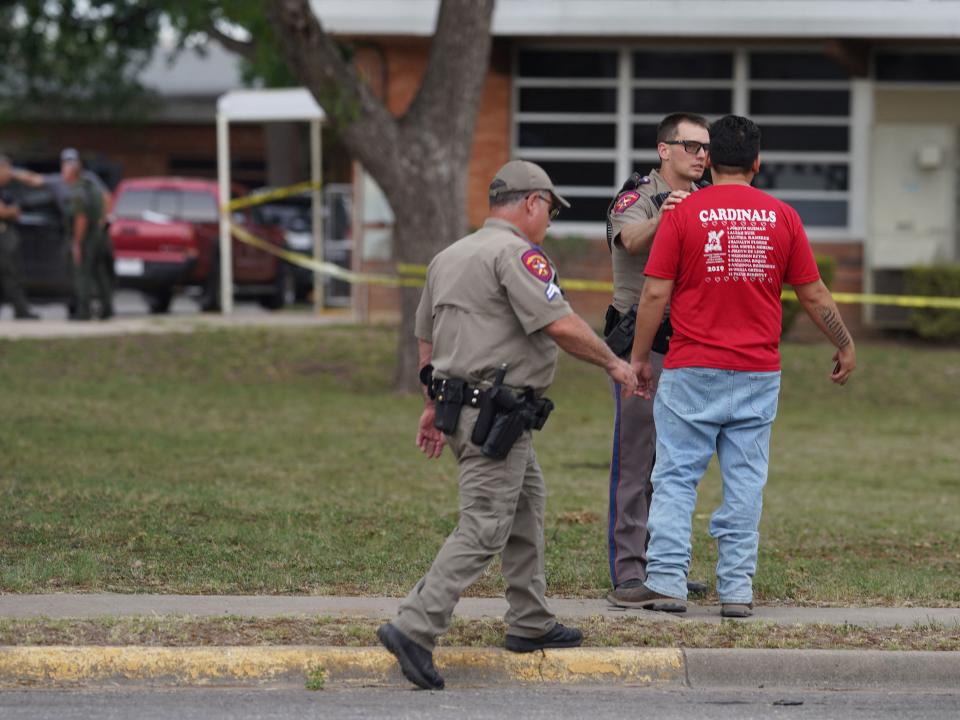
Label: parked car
xmin=108 ymin=177 xmax=292 ymax=313
xmin=15 ymin=184 xmax=74 ymax=311
xmin=255 ymin=184 xmax=352 ymax=306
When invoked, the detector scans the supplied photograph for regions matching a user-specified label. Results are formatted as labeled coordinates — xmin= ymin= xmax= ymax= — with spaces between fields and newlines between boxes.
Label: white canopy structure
xmin=216 ymin=88 xmax=326 ymax=314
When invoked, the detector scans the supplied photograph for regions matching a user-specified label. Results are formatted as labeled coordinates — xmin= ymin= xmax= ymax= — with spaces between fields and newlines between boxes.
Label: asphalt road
xmin=3 ymin=686 xmax=959 ymax=720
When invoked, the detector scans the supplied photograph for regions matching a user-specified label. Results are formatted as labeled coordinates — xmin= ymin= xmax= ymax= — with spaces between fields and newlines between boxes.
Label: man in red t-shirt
xmin=622 ymin=115 xmax=856 ymax=617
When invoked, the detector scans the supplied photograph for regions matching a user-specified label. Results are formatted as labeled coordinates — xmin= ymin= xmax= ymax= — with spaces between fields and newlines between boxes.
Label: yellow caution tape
xmin=781 ymin=290 xmax=960 ymax=310
xmin=234 ymin=217 xmax=960 ymax=309
xmin=228 ymin=222 xmax=424 ymax=288
xmin=227 ymin=181 xmax=322 ymax=211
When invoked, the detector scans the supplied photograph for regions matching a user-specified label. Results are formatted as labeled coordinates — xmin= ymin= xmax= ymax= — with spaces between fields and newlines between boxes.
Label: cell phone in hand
xmin=833 ymin=360 xmax=841 ymax=374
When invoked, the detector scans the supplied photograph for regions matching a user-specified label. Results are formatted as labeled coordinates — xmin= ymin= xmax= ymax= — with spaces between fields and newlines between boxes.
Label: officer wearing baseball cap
xmin=377 ymin=160 xmax=639 ymax=691
xmin=60 ymin=149 xmax=114 ymax=320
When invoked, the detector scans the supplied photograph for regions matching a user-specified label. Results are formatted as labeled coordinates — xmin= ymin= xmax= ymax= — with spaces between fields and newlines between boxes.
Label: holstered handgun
xmin=604 ymin=304 xmax=637 ymax=359
xmin=481 ymin=404 xmax=532 ymax=460
xmin=604 ymin=303 xmax=672 ymax=357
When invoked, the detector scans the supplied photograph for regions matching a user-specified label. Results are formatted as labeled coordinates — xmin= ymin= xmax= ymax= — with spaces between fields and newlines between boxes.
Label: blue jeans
xmin=643 ymin=367 xmax=781 ymax=604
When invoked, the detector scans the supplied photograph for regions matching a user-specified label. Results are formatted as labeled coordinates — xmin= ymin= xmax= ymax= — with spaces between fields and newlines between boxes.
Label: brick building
xmin=4 ymin=1 xmax=960 ymax=333
xmin=333 ymin=0 xmax=960 ymax=335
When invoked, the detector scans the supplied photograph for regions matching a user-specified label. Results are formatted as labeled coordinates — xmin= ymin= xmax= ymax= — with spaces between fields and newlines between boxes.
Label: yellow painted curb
xmin=0 ymin=646 xmax=686 ymax=687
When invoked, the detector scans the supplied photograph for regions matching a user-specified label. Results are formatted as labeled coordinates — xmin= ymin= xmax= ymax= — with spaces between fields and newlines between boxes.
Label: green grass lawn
xmin=0 ymin=326 xmax=957 ymax=605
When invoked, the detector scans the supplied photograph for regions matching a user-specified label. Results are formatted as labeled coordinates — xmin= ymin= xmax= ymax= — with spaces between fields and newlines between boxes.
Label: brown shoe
xmin=721 ymin=603 xmax=753 ymax=618
xmin=607 ymin=584 xmax=687 ymax=612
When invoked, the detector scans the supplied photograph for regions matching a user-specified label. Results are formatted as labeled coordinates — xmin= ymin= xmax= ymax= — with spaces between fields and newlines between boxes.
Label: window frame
xmin=512 ymin=44 xmax=862 ymax=240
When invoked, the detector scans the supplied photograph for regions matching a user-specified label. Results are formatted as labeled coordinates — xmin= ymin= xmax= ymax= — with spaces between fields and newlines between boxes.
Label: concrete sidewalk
xmin=0 ymin=309 xmax=353 ymax=340
xmin=2 ymin=594 xmax=958 ymax=628
xmin=1 ymin=595 xmax=958 ymax=690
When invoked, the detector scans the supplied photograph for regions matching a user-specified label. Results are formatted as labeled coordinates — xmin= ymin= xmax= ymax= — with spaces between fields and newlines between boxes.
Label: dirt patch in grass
xmin=1 ymin=616 xmax=956 ymax=651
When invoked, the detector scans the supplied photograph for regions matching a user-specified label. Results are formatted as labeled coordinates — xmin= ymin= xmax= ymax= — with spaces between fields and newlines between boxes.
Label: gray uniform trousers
xmin=607 ymin=351 xmax=664 ymax=586
xmin=394 ymin=405 xmax=555 ymax=652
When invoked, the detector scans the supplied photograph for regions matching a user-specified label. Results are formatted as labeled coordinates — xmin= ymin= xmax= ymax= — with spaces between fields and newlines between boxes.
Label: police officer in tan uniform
xmin=604 ymin=113 xmax=711 ymax=608
xmin=378 ymin=160 xmax=639 ymax=691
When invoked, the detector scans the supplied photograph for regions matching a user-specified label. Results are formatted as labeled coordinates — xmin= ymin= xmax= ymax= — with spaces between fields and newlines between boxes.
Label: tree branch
xmin=206 ymin=24 xmax=257 ymax=60
xmin=263 ymin=0 xmax=401 ymax=183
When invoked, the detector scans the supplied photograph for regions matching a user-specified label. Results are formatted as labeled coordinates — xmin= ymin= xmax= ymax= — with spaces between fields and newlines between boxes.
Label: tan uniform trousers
xmin=394 ymin=405 xmax=556 ymax=652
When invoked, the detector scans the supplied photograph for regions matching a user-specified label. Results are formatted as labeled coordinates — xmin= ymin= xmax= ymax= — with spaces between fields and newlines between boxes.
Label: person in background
xmin=0 ymin=155 xmax=40 ymax=320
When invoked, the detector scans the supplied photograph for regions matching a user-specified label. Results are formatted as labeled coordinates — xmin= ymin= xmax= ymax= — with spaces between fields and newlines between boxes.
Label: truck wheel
xmin=260 ymin=263 xmax=293 ymax=311
xmin=200 ymin=256 xmax=221 ymax=313
xmin=146 ymin=290 xmax=173 ymax=315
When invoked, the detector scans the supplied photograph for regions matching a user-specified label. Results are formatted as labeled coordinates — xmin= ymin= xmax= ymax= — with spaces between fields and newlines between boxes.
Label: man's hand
xmin=831 ymin=344 xmax=856 ymax=386
xmin=72 ymin=242 xmax=82 ymax=265
xmin=658 ymin=190 xmax=690 ymax=215
xmin=607 ymin=358 xmax=638 ymax=397
xmin=416 ymin=404 xmax=446 ymax=459
xmin=631 ymin=359 xmax=655 ymax=400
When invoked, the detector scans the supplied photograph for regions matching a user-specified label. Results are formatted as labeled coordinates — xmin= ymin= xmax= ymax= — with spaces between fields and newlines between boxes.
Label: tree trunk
xmin=265 ymin=0 xmax=495 ymax=393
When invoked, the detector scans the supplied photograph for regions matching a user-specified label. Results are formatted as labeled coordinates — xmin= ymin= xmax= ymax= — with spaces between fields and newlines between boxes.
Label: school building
xmin=334 ymin=0 xmax=960 ymax=333
xmin=4 ymin=0 xmax=959 ymax=333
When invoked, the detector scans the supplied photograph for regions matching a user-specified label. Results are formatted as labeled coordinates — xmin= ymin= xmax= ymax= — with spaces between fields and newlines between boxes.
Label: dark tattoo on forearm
xmin=817 ymin=306 xmax=852 ymax=349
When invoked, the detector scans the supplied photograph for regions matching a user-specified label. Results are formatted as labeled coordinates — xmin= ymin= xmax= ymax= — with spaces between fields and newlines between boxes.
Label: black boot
xmin=377 ymin=623 xmax=444 ymax=690
xmin=505 ymin=623 xmax=583 ymax=653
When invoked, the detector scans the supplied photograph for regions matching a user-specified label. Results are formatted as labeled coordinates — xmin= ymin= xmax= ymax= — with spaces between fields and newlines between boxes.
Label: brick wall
xmin=1 ymin=122 xmax=268 ymax=187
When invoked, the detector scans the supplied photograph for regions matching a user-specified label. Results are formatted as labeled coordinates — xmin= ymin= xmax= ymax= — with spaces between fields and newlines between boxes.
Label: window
xmin=513 ymin=48 xmax=619 ymax=222
xmin=180 ymin=191 xmax=219 ymax=223
xmin=875 ymin=52 xmax=960 ymax=83
xmin=112 ymin=189 xmax=153 ymax=220
xmin=746 ymin=51 xmax=852 ymax=229
xmin=513 ymin=47 xmax=854 ymax=232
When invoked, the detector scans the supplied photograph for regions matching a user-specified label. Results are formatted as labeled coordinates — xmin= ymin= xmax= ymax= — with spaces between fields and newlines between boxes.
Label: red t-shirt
xmin=645 ymin=184 xmax=820 ymax=371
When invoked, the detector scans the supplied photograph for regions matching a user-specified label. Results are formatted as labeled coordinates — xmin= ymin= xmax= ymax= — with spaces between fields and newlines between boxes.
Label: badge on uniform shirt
xmin=612 ymin=191 xmax=640 ymax=215
xmin=545 ymin=282 xmax=561 ymax=302
xmin=521 ymin=249 xmax=552 ymax=283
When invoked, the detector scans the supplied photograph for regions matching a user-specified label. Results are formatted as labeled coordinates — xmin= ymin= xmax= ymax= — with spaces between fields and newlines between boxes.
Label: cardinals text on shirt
xmin=699 ymin=208 xmax=777 ymax=224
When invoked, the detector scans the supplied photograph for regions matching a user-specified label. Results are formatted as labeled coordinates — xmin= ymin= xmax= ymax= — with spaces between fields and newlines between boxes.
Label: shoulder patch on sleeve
xmin=613 ymin=191 xmax=641 ymax=215
xmin=521 ymin=249 xmax=553 ymax=283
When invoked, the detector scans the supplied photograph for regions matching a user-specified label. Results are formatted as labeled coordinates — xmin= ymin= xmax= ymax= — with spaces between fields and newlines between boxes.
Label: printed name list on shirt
xmin=700 ymin=208 xmax=777 ymax=284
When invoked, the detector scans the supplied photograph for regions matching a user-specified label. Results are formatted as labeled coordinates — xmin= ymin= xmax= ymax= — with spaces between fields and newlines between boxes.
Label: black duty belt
xmin=430 ymin=378 xmax=484 ymax=407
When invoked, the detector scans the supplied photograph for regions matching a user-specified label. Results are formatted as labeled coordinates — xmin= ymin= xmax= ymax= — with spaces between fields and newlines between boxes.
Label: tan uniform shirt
xmin=607 ymin=169 xmax=698 ymax=314
xmin=415 ymin=218 xmax=573 ymax=395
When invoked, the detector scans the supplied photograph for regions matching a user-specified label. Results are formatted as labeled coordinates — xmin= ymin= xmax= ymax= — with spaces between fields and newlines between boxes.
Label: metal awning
xmin=216 ymin=88 xmax=325 ymax=314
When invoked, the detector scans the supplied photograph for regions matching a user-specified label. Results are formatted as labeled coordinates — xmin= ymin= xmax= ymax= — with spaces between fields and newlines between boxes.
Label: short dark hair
xmin=708 ymin=115 xmax=761 ymax=173
xmin=656 ymin=113 xmax=709 ymax=144
xmin=489 ymin=188 xmax=531 ymax=209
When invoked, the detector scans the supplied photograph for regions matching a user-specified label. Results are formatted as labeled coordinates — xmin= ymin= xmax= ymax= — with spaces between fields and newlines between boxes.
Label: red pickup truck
xmin=109 ymin=177 xmax=291 ymax=313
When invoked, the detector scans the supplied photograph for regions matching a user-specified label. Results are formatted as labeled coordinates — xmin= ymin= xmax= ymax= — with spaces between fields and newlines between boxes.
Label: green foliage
xmin=905 ymin=264 xmax=960 ymax=342
xmin=0 ymin=1 xmax=292 ymax=121
xmin=0 ymin=1 xmax=162 ymax=120
xmin=781 ymin=254 xmax=837 ymax=337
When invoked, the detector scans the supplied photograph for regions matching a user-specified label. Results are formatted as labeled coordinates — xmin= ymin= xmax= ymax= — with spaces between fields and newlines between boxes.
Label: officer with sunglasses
xmin=604 ymin=112 xmax=711 ymax=609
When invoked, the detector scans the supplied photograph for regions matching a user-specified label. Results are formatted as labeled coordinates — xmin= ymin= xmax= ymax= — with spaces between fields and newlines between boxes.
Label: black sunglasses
xmin=532 ymin=192 xmax=560 ymax=220
xmin=664 ymin=140 xmax=710 ymax=155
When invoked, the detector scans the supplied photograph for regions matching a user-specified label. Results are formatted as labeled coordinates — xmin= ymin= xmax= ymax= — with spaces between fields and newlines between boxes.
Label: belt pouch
xmin=470 ymin=389 xmax=498 ymax=445
xmin=433 ymin=379 xmax=465 ymax=435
